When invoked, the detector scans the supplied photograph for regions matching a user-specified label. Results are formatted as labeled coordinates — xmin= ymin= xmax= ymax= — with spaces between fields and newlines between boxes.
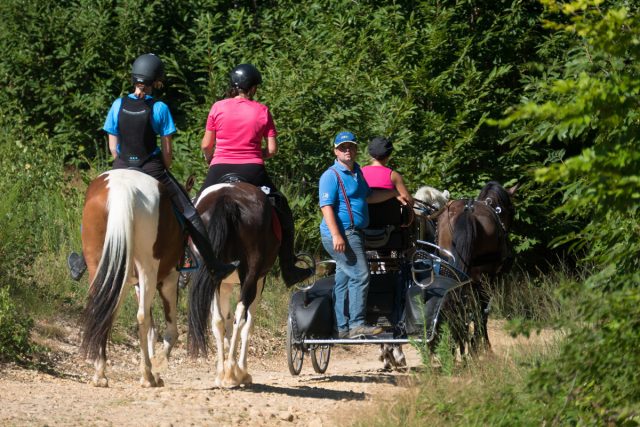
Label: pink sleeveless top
xmin=362 ymin=165 xmax=394 ymax=190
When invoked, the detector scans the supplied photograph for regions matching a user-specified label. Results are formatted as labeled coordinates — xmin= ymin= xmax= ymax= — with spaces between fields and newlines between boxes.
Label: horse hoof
xmin=241 ymin=373 xmax=253 ymax=385
xmin=140 ymin=376 xmax=160 ymax=388
xmin=221 ymin=376 xmax=241 ymax=389
xmin=221 ymin=381 xmax=240 ymax=389
xmin=154 ymin=374 xmax=165 ymax=387
xmin=92 ymin=377 xmax=109 ymax=388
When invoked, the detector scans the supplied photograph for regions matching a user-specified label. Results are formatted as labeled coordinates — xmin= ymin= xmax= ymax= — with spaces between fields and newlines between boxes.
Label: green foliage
xmin=498 ymin=0 xmax=640 ymax=423
xmin=2 ymin=1 xmax=638 ymax=422
xmin=0 ymin=0 xmax=563 ymax=261
xmin=0 ymin=287 xmax=33 ymax=362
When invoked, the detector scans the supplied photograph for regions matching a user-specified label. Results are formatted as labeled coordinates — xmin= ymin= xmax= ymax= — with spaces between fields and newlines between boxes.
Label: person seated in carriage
xmin=67 ymin=53 xmax=237 ymax=283
xmin=198 ymin=63 xmax=313 ymax=287
xmin=361 ymin=136 xmax=414 ymax=208
xmin=319 ymin=131 xmax=411 ymax=339
xmin=361 ymin=136 xmax=415 ymax=270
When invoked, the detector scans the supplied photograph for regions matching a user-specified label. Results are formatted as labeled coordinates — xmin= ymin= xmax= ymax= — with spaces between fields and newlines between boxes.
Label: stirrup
xmin=177 ymin=247 xmax=199 ymax=272
xmin=293 ymin=253 xmax=316 ymax=291
xmin=67 ymin=252 xmax=87 ymax=281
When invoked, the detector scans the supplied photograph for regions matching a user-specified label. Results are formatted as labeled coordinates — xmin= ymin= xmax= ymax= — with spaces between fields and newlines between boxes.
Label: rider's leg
xmin=272 ymin=192 xmax=313 ymax=287
xmin=157 ymin=169 xmax=237 ymax=281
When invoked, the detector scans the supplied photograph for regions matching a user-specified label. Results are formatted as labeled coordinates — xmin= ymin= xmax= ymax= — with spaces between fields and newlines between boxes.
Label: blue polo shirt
xmin=319 ymin=160 xmax=372 ymax=237
xmin=103 ymin=94 xmax=177 ymax=137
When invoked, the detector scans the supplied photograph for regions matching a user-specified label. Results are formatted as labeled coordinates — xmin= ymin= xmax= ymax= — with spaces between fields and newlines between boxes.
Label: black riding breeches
xmin=200 ymin=163 xmax=278 ymax=194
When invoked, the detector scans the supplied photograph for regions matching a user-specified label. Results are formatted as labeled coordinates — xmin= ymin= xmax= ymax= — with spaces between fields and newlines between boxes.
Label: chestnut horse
xmin=79 ymin=169 xmax=183 ymax=387
xmin=436 ymin=181 xmax=517 ymax=352
xmin=188 ymin=182 xmax=280 ymax=388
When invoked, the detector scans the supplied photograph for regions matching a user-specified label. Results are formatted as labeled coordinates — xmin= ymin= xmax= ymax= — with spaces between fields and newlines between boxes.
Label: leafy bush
xmin=0 ymin=0 xmax=571 ymax=262
xmin=0 ymin=287 xmax=33 ymax=362
xmin=498 ymin=1 xmax=640 ymax=423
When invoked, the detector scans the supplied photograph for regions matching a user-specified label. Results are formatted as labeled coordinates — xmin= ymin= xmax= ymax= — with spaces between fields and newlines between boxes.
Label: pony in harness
xmin=435 ymin=181 xmax=517 ymax=351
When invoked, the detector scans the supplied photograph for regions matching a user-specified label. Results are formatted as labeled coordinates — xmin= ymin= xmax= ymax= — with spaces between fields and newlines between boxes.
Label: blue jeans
xmin=321 ymin=230 xmax=370 ymax=332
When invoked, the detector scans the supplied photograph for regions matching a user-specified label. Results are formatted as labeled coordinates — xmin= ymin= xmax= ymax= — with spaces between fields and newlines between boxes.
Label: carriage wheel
xmin=310 ymin=345 xmax=331 ymax=374
xmin=286 ymin=316 xmax=304 ymax=375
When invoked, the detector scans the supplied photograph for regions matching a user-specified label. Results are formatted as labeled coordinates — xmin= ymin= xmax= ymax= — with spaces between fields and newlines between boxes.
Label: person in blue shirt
xmin=319 ymin=131 xmax=409 ymax=339
xmin=68 ymin=54 xmax=236 ymax=283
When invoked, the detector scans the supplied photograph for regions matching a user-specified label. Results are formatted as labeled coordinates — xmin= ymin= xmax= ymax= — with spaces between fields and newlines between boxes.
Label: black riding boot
xmin=273 ymin=193 xmax=314 ymax=287
xmin=183 ymin=208 xmax=238 ymax=281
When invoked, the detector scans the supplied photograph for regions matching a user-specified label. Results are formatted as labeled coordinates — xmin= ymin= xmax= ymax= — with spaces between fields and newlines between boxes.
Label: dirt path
xmin=0 ymin=319 xmax=551 ymax=427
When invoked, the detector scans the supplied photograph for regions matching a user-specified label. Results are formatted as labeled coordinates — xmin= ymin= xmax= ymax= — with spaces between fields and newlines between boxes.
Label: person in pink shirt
xmin=199 ymin=64 xmax=313 ymax=286
xmin=361 ymin=137 xmax=414 ymax=207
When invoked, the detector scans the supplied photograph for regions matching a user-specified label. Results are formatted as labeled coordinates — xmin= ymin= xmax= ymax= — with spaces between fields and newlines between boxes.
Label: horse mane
xmin=414 ymin=186 xmax=450 ymax=209
xmin=478 ymin=181 xmax=514 ymax=218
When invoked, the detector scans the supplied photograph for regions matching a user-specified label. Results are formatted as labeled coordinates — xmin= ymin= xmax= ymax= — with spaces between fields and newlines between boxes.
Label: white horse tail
xmin=80 ymin=171 xmax=137 ymax=360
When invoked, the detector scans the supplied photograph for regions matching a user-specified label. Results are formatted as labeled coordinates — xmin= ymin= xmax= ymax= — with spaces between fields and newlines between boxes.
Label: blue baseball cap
xmin=334 ymin=131 xmax=357 ymax=147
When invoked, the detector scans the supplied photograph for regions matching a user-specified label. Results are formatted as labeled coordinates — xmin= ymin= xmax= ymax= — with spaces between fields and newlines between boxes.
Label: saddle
xmin=215 ymin=173 xmax=282 ymax=242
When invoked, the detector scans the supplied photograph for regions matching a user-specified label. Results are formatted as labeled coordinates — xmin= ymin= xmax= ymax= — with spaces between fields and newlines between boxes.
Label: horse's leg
xmin=92 ymin=340 xmax=109 ymax=387
xmin=392 ymin=345 xmax=407 ymax=370
xmin=135 ymin=284 xmax=157 ymax=358
xmin=480 ymin=289 xmax=492 ymax=351
xmin=157 ymin=269 xmax=180 ymax=360
xmin=236 ymin=277 xmax=264 ymax=385
xmin=222 ymin=278 xmax=256 ymax=388
xmin=222 ymin=303 xmax=246 ymax=388
xmin=211 ymin=282 xmax=233 ymax=388
xmin=137 ymin=262 xmax=162 ymax=388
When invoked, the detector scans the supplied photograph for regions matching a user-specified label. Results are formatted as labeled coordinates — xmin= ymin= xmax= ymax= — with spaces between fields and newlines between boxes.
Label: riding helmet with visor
xmin=131 ymin=53 xmax=164 ymax=86
xmin=230 ymin=64 xmax=262 ymax=91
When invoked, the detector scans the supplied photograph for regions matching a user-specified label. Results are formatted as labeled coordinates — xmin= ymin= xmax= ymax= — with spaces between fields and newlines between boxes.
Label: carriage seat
xmin=363 ymin=197 xmax=412 ymax=250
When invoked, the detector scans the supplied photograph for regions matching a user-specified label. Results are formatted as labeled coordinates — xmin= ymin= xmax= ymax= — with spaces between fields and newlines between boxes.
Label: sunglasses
xmin=336 ymin=144 xmax=357 ymax=152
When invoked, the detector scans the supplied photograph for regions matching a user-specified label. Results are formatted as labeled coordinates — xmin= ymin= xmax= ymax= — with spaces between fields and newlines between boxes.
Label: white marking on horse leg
xmin=217 ymin=282 xmax=234 ymax=353
xmin=147 ymin=311 xmax=157 ymax=358
xmin=236 ymin=278 xmax=264 ymax=385
xmin=223 ymin=300 xmax=247 ymax=388
xmin=92 ymin=347 xmax=109 ymax=387
xmin=211 ymin=286 xmax=227 ymax=387
xmin=136 ymin=264 xmax=160 ymax=388
xmin=393 ymin=345 xmax=407 ymax=369
xmin=158 ymin=269 xmax=179 ymax=360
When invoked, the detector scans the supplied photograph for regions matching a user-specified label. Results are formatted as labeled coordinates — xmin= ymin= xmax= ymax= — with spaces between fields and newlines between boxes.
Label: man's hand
xmin=332 ymin=234 xmax=346 ymax=253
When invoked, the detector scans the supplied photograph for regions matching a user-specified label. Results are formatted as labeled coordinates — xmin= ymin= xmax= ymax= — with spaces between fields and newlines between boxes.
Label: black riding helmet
xmin=131 ymin=53 xmax=164 ymax=86
xmin=230 ymin=64 xmax=262 ymax=91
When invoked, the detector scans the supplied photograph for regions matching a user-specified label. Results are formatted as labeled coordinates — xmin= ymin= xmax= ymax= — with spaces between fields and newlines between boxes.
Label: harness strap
xmin=330 ymin=167 xmax=354 ymax=230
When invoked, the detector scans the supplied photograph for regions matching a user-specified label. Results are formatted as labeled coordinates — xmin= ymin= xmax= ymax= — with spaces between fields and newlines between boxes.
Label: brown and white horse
xmin=188 ymin=182 xmax=280 ymax=388
xmin=79 ymin=169 xmax=183 ymax=387
xmin=436 ymin=181 xmax=517 ymax=352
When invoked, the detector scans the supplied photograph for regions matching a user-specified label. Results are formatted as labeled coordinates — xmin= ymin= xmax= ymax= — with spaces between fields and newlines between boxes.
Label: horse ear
xmin=507 ymin=183 xmax=519 ymax=197
xmin=185 ymin=174 xmax=196 ymax=193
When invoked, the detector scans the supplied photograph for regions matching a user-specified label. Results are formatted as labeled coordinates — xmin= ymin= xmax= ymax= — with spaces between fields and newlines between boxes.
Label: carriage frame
xmin=285 ymin=199 xmax=480 ymax=375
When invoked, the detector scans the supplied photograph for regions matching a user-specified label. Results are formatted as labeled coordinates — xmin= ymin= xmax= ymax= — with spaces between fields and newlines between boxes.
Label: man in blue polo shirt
xmin=319 ymin=131 xmax=405 ymax=338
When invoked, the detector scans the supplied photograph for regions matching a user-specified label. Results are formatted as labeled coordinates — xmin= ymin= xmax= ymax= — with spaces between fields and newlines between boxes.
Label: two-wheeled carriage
xmin=285 ymin=198 xmax=480 ymax=375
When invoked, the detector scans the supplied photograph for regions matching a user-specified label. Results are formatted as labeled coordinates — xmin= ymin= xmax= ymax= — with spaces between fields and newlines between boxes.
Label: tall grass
xmin=354 ymin=263 xmax=580 ymax=426
xmin=354 ymin=338 xmax=559 ymax=427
